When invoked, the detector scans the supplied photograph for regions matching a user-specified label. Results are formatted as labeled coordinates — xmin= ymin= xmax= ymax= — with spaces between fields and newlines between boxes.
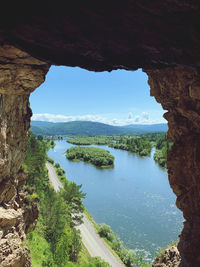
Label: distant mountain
xmin=122 ymin=123 xmax=168 ymax=133
xmin=31 ymin=120 xmax=168 ymax=136
xmin=31 ymin=121 xmax=53 ymax=128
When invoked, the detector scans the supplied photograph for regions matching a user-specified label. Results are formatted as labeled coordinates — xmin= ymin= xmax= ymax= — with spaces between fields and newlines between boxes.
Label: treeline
xmin=47 ymin=132 xmax=172 ymax=168
xmin=109 ymin=136 xmax=152 ymax=157
xmin=67 ymin=136 xmax=113 ymax=145
xmin=66 ymin=146 xmax=114 ymax=168
xmin=67 ymin=135 xmax=152 ymax=157
xmin=66 ymin=134 xmax=173 ymax=165
xmin=153 ymin=134 xmax=173 ymax=168
xmin=24 ymin=132 xmax=110 ymax=266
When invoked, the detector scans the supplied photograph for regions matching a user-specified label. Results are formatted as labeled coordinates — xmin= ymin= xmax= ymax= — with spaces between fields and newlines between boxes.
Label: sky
xmin=30 ymin=66 xmax=167 ymax=126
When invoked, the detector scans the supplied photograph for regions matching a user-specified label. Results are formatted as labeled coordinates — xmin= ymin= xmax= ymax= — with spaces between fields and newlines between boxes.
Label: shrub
xmin=47 ymin=157 xmax=54 ymax=165
xmin=54 ymin=163 xmax=60 ymax=168
xmin=98 ymin=223 xmax=114 ymax=242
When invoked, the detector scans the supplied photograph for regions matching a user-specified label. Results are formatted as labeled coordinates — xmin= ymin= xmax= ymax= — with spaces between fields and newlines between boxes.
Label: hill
xmin=122 ymin=123 xmax=168 ymax=133
xmin=31 ymin=120 xmax=168 ymax=136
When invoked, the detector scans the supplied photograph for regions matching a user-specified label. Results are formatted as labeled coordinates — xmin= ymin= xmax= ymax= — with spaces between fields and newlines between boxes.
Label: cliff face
xmin=0 ymin=45 xmax=50 ymax=266
xmin=0 ymin=2 xmax=200 ymax=266
xmin=146 ymin=66 xmax=200 ymax=267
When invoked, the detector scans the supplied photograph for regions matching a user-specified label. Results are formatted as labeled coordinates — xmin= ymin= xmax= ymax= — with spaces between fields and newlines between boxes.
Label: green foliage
xmin=37 ymin=134 xmax=44 ymax=141
xmin=26 ymin=193 xmax=39 ymax=201
xmin=51 ymin=140 xmax=55 ymax=146
xmin=47 ymin=156 xmax=54 ymax=165
xmin=31 ymin=120 xmax=167 ymax=136
xmin=153 ymin=134 xmax=173 ymax=168
xmin=86 ymin=257 xmax=111 ymax=266
xmin=55 ymin=163 xmax=60 ymax=168
xmin=24 ymin=132 xmax=87 ymax=266
xmin=98 ymin=224 xmax=114 ymax=242
xmin=98 ymin=223 xmax=151 ymax=267
xmin=61 ymin=181 xmax=86 ymax=226
xmin=26 ymin=220 xmax=54 ymax=267
xmin=66 ymin=146 xmax=114 ymax=168
xmin=57 ymin=168 xmax=65 ymax=176
xmin=109 ymin=136 xmax=152 ymax=156
xmin=67 ymin=136 xmax=113 ymax=145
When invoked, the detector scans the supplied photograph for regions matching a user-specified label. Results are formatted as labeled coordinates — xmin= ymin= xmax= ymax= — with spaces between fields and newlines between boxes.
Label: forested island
xmin=67 ymin=135 xmax=152 ymax=156
xmin=66 ymin=146 xmax=114 ymax=168
xmin=66 ymin=133 xmax=171 ymax=168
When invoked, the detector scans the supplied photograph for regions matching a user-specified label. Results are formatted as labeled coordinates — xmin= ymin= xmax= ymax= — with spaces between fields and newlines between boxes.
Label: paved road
xmin=46 ymin=162 xmax=124 ymax=267
xmin=77 ymin=214 xmax=124 ymax=267
xmin=46 ymin=162 xmax=63 ymax=192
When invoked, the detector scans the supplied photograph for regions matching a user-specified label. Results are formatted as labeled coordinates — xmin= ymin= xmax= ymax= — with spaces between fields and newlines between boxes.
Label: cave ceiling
xmin=0 ymin=0 xmax=200 ymax=72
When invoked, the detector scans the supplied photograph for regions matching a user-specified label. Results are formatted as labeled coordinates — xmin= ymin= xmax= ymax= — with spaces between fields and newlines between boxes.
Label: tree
xmin=37 ymin=134 xmax=44 ymax=141
xmin=61 ymin=181 xmax=86 ymax=226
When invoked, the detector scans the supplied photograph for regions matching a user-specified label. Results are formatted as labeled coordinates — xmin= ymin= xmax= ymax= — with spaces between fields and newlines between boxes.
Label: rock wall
xmin=0 ymin=46 xmax=50 ymax=266
xmin=0 ymin=2 xmax=199 ymax=264
xmin=145 ymin=66 xmax=200 ymax=267
xmin=0 ymin=48 xmax=200 ymax=267
xmin=1 ymin=1 xmax=200 ymax=72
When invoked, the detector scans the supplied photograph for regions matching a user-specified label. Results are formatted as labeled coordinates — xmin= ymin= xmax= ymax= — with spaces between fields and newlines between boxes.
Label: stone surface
xmin=152 ymin=246 xmax=181 ymax=267
xmin=0 ymin=1 xmax=200 ymax=71
xmin=0 ymin=45 xmax=49 ymax=266
xmin=145 ymin=66 xmax=200 ymax=266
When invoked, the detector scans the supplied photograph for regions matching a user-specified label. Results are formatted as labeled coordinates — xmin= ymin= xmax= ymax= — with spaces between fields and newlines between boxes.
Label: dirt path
xmin=46 ymin=162 xmax=124 ymax=267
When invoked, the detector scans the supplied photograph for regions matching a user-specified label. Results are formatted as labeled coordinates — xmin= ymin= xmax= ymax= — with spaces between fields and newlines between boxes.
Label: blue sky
xmin=30 ymin=66 xmax=166 ymax=125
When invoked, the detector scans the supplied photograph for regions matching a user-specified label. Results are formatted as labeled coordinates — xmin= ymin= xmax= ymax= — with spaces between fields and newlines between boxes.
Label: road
xmin=46 ymin=162 xmax=63 ymax=192
xmin=46 ymin=162 xmax=124 ymax=267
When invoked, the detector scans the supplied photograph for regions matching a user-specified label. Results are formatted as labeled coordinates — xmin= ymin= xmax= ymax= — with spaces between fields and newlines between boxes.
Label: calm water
xmin=48 ymin=140 xmax=183 ymax=261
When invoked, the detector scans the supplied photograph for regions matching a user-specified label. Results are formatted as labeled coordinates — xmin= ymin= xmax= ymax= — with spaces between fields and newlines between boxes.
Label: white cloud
xmin=32 ymin=112 xmax=166 ymax=126
xmin=128 ymin=112 xmax=133 ymax=120
xmin=134 ymin=116 xmax=140 ymax=123
xmin=32 ymin=113 xmax=113 ymax=125
xmin=141 ymin=112 xmax=149 ymax=120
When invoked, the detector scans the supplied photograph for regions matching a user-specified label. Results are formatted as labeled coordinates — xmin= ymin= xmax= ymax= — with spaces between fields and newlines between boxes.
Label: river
xmin=47 ymin=140 xmax=183 ymax=262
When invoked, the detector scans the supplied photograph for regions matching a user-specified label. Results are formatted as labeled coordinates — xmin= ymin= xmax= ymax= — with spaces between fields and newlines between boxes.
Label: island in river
xmin=66 ymin=146 xmax=114 ymax=168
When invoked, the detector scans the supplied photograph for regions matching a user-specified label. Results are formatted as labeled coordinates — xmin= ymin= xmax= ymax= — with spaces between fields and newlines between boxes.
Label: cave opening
xmin=29 ymin=65 xmax=183 ymax=262
xmin=0 ymin=40 xmax=199 ymax=266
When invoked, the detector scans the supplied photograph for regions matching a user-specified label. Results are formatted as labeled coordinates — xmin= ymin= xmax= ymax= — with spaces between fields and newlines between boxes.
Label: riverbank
xmin=46 ymin=160 xmax=124 ymax=267
xmin=47 ymin=140 xmax=183 ymax=261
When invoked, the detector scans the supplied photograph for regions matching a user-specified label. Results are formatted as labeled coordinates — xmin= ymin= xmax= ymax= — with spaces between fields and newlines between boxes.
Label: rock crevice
xmin=0 ymin=45 xmax=50 ymax=267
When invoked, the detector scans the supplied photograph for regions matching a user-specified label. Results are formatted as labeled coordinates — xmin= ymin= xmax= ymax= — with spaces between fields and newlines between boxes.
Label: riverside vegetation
xmin=67 ymin=135 xmax=152 ymax=156
xmin=66 ymin=146 xmax=114 ymax=168
xmin=23 ymin=132 xmax=110 ymax=266
xmin=25 ymin=132 xmax=152 ymax=266
xmin=52 ymin=159 xmax=152 ymax=267
xmin=83 ymin=211 xmax=151 ymax=267
xmin=153 ymin=134 xmax=173 ymax=169
xmin=67 ymin=133 xmax=171 ymax=167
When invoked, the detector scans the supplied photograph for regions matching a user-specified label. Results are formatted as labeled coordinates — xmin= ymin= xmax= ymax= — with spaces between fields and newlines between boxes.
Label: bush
xmin=57 ymin=168 xmax=64 ymax=176
xmin=98 ymin=223 xmax=114 ymax=242
xmin=54 ymin=163 xmax=60 ymax=168
xmin=47 ymin=156 xmax=54 ymax=165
